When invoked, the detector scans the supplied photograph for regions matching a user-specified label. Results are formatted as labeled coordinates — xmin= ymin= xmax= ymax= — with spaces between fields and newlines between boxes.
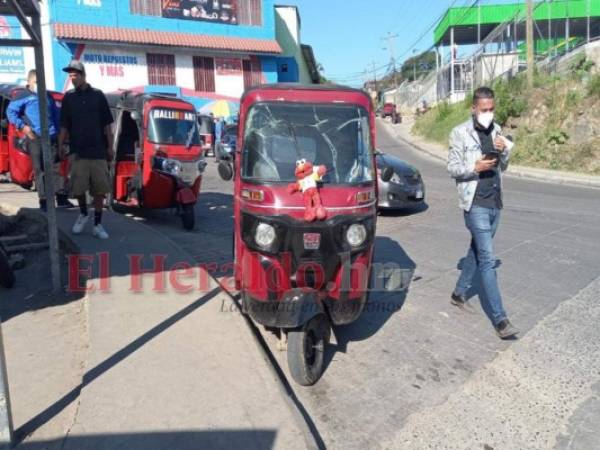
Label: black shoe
xmin=451 ymin=292 xmax=466 ymax=305
xmin=495 ymin=319 xmax=519 ymax=339
xmin=56 ymin=194 xmax=76 ymax=208
xmin=39 ymin=199 xmax=47 ymax=212
xmin=451 ymin=292 xmax=476 ymax=313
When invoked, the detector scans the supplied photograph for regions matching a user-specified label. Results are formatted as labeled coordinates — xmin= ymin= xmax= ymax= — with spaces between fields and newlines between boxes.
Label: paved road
xmin=134 ymin=120 xmax=600 ymax=450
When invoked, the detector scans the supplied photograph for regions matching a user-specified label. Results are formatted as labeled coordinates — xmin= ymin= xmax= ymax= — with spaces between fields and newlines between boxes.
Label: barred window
xmin=147 ymin=53 xmax=176 ymax=85
xmin=243 ymin=57 xmax=262 ymax=89
xmin=237 ymin=0 xmax=262 ymax=27
xmin=193 ymin=56 xmax=216 ymax=92
xmin=130 ymin=0 xmax=161 ymax=17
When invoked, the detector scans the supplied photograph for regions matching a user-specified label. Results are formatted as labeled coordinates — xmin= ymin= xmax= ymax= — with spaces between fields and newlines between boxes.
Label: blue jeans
xmin=454 ymin=205 xmax=506 ymax=326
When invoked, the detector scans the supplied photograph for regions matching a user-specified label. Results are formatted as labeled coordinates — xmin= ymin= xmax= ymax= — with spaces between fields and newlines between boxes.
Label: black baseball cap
xmin=62 ymin=60 xmax=86 ymax=75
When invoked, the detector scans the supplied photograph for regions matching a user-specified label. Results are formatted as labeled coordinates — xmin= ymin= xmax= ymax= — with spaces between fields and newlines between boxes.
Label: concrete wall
xmin=274 ymin=6 xmax=312 ymax=84
xmin=56 ymin=43 xmax=272 ymax=98
xmin=474 ymin=53 xmax=519 ymax=87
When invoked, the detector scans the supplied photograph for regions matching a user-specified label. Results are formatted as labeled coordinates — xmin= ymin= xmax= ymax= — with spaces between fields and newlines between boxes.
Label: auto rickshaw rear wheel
xmin=181 ymin=204 xmax=195 ymax=231
xmin=287 ymin=313 xmax=330 ymax=386
xmin=0 ymin=243 xmax=15 ymax=289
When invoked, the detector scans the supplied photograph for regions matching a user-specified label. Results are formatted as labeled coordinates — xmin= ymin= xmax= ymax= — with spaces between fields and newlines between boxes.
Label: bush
xmin=412 ymin=98 xmax=471 ymax=145
xmin=588 ymin=74 xmax=600 ymax=97
xmin=492 ymin=76 xmax=528 ymax=124
xmin=569 ymin=55 xmax=595 ymax=81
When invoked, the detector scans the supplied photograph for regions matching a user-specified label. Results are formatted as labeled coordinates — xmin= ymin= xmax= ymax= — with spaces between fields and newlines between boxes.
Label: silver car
xmin=376 ymin=149 xmax=425 ymax=209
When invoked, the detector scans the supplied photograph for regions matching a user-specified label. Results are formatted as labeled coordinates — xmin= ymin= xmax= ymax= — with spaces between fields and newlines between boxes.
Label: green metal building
xmin=434 ymin=0 xmax=600 ymax=49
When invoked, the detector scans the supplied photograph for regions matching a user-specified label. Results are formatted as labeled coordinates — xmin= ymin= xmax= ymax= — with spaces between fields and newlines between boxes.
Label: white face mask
xmin=476 ymin=111 xmax=494 ymax=129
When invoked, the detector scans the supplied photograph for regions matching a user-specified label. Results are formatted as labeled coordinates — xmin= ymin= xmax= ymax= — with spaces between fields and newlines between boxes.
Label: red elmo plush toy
xmin=287 ymin=159 xmax=327 ymax=222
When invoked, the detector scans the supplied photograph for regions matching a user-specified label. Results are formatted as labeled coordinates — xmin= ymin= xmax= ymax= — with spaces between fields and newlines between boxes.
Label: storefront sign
xmin=162 ymin=0 xmax=238 ymax=25
xmin=0 ymin=16 xmax=25 ymax=74
xmin=216 ymin=58 xmax=242 ymax=76
xmin=83 ymin=53 xmax=139 ymax=78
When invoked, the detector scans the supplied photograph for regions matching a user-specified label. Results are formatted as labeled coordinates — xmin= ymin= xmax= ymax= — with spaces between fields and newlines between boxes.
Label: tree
xmin=316 ymin=62 xmax=330 ymax=84
xmin=400 ymin=51 xmax=437 ymax=82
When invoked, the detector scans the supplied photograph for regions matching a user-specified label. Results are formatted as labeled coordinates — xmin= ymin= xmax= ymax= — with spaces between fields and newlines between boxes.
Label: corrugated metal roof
xmin=53 ymin=23 xmax=282 ymax=54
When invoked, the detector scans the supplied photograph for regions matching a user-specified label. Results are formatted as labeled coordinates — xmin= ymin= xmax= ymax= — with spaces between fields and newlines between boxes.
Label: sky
xmin=292 ymin=0 xmax=522 ymax=86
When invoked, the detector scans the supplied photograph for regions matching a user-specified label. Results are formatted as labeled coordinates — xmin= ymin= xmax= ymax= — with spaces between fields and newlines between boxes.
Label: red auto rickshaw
xmin=107 ymin=91 xmax=207 ymax=230
xmin=229 ymin=84 xmax=384 ymax=385
xmin=0 ymin=84 xmax=68 ymax=189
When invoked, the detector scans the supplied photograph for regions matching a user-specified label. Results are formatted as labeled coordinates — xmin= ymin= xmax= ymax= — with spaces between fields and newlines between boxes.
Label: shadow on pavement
xmin=378 ymin=201 xmax=429 ymax=217
xmin=0 ymin=208 xmax=85 ymax=322
xmin=14 ymin=287 xmax=222 ymax=445
xmin=328 ymin=236 xmax=416 ymax=366
xmin=17 ymin=429 xmax=276 ymax=450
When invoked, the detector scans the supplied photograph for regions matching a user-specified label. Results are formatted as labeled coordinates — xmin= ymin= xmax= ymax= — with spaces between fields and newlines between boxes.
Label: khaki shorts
xmin=70 ymin=157 xmax=111 ymax=197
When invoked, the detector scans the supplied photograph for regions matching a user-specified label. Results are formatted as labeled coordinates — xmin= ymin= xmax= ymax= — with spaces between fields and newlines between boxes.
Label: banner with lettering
xmin=0 ymin=16 xmax=25 ymax=74
xmin=162 ymin=0 xmax=238 ymax=25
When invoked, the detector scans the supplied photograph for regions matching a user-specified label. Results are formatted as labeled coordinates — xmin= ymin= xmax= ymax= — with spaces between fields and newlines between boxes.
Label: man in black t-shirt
xmin=58 ymin=60 xmax=114 ymax=240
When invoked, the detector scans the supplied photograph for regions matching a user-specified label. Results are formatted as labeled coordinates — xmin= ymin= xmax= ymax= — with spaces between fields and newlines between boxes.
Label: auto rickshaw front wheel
xmin=287 ymin=313 xmax=330 ymax=386
xmin=0 ymin=244 xmax=15 ymax=289
xmin=180 ymin=204 xmax=195 ymax=231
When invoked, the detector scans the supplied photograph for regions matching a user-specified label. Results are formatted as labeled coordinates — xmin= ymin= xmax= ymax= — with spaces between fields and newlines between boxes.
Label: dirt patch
xmin=0 ymin=207 xmax=48 ymax=243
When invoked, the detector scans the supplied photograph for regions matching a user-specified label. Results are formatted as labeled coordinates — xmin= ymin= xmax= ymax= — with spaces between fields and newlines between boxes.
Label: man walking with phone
xmin=447 ymin=86 xmax=518 ymax=339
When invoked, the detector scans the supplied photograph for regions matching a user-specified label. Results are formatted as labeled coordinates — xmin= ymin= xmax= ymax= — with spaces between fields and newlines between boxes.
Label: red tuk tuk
xmin=107 ymin=91 xmax=207 ymax=230
xmin=0 ymin=84 xmax=68 ymax=189
xmin=231 ymin=84 xmax=383 ymax=385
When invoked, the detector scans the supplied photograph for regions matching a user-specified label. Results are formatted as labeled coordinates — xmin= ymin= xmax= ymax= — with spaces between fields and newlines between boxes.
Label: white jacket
xmin=447 ymin=118 xmax=512 ymax=211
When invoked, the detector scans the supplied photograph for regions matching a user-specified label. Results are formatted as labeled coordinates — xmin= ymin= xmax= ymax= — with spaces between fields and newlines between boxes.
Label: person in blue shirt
xmin=215 ymin=116 xmax=224 ymax=145
xmin=6 ymin=69 xmax=73 ymax=210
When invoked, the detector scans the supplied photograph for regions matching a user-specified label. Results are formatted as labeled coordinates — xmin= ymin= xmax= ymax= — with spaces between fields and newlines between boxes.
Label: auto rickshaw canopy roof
xmin=0 ymin=84 xmax=26 ymax=100
xmin=241 ymin=83 xmax=374 ymax=109
xmin=105 ymin=91 xmax=195 ymax=112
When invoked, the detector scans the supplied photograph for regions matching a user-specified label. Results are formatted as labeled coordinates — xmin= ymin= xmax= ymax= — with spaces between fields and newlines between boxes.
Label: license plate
xmin=303 ymin=233 xmax=321 ymax=250
xmin=415 ymin=190 xmax=423 ymax=199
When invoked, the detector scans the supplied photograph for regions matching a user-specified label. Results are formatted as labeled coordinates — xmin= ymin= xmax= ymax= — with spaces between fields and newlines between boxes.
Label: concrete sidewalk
xmin=1 ymin=186 xmax=309 ymax=450
xmin=381 ymin=118 xmax=600 ymax=189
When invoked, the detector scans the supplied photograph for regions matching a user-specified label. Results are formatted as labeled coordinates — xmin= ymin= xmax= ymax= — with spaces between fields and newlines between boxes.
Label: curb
xmin=0 ymin=203 xmax=80 ymax=255
xmin=381 ymin=120 xmax=600 ymax=190
xmin=130 ymin=216 xmax=322 ymax=450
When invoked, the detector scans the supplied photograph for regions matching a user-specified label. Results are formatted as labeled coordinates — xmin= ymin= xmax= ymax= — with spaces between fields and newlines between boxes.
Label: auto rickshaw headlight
xmin=346 ymin=224 xmax=367 ymax=247
xmin=255 ymin=223 xmax=276 ymax=249
xmin=162 ymin=159 xmax=181 ymax=175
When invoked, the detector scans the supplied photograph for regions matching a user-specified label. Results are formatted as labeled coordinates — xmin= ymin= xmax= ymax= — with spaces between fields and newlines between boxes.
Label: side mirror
xmin=380 ymin=166 xmax=394 ymax=183
xmin=218 ymin=160 xmax=234 ymax=181
xmin=131 ymin=111 xmax=140 ymax=122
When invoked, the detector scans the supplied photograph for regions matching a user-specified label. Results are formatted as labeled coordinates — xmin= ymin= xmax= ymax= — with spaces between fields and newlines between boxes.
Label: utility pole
xmin=369 ymin=61 xmax=379 ymax=103
xmin=587 ymin=0 xmax=591 ymax=44
xmin=526 ymin=0 xmax=535 ymax=88
xmin=382 ymin=32 xmax=399 ymax=104
xmin=477 ymin=0 xmax=481 ymax=45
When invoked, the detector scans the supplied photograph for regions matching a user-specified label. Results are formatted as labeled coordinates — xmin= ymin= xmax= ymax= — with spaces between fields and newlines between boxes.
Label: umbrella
xmin=199 ymin=100 xmax=239 ymax=120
